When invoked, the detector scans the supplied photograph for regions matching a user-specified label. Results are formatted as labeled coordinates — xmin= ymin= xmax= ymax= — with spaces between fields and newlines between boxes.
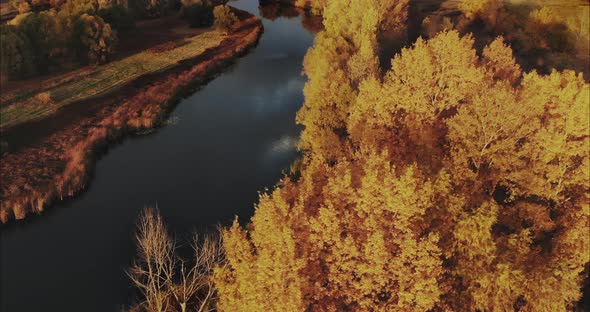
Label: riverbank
xmin=0 ymin=7 xmax=263 ymax=224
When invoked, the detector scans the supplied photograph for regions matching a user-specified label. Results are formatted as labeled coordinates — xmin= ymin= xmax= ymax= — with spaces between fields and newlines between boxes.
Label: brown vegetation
xmin=0 ymin=7 xmax=262 ymax=224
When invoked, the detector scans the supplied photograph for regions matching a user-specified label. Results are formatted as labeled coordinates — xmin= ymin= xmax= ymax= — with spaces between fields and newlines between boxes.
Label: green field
xmin=0 ymin=30 xmax=226 ymax=128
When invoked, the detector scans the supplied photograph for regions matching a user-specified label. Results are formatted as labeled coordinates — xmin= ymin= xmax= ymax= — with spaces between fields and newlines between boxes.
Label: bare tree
xmin=127 ymin=209 xmax=225 ymax=312
xmin=127 ymin=208 xmax=176 ymax=312
xmin=169 ymin=233 xmax=224 ymax=312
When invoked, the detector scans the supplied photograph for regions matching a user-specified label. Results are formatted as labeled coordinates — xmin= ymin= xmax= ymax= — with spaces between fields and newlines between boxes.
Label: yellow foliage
xmin=296 ymin=0 xmax=408 ymax=161
xmin=507 ymin=70 xmax=589 ymax=200
xmin=482 ymin=37 xmax=522 ymax=83
xmin=218 ymin=3 xmax=590 ymax=312
xmin=458 ymin=0 xmax=504 ymax=20
xmin=216 ymin=152 xmax=444 ymax=311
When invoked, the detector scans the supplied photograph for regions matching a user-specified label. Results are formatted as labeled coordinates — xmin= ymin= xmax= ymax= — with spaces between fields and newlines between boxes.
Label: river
xmin=0 ymin=1 xmax=316 ymax=311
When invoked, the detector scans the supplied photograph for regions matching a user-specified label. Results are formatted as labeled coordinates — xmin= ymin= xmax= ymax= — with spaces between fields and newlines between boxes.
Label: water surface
xmin=0 ymin=1 xmax=315 ymax=310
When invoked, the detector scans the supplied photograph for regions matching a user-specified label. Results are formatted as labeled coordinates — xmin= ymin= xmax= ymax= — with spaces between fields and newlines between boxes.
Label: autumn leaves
xmin=215 ymin=0 xmax=589 ymax=311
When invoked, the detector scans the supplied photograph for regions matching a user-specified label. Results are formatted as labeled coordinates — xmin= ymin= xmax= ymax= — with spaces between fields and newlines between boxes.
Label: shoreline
xmin=0 ymin=7 xmax=263 ymax=224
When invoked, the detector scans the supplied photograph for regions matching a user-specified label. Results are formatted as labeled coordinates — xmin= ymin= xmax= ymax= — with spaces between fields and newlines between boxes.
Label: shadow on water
xmin=0 ymin=1 xmax=317 ymax=311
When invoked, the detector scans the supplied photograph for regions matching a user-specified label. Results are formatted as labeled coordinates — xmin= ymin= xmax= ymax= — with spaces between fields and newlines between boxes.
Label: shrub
xmin=213 ymin=5 xmax=238 ymax=33
xmin=34 ymin=92 xmax=53 ymax=106
xmin=9 ymin=0 xmax=20 ymax=10
xmin=180 ymin=0 xmax=213 ymax=28
xmin=525 ymin=7 xmax=575 ymax=53
xmin=48 ymin=0 xmax=64 ymax=9
xmin=73 ymin=14 xmax=118 ymax=64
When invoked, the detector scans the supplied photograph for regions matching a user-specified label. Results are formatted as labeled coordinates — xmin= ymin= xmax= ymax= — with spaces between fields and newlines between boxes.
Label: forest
xmin=124 ymin=0 xmax=590 ymax=311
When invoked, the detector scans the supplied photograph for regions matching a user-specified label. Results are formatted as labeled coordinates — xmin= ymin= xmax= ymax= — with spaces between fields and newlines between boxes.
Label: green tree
xmin=0 ymin=25 xmax=35 ymax=79
xmin=72 ymin=13 xmax=118 ymax=64
xmin=9 ymin=10 xmax=61 ymax=73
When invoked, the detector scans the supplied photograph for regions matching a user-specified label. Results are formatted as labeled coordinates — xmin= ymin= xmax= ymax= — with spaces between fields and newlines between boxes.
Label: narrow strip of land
xmin=0 ymin=20 xmax=225 ymax=129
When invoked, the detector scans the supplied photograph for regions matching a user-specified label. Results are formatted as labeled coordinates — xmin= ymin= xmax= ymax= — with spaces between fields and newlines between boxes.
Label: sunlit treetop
xmin=216 ymin=1 xmax=590 ymax=311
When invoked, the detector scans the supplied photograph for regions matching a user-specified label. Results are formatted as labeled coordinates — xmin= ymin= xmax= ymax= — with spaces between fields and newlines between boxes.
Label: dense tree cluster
xmin=215 ymin=0 xmax=590 ymax=311
xmin=0 ymin=24 xmax=35 ymax=79
xmin=0 ymin=0 xmax=132 ymax=79
xmin=295 ymin=0 xmax=409 ymax=160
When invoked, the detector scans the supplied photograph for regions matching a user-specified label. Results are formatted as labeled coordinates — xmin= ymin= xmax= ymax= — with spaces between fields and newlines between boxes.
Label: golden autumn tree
xmin=296 ymin=0 xmax=408 ymax=161
xmin=216 ymin=3 xmax=590 ymax=312
xmin=215 ymin=151 xmax=445 ymax=311
xmin=458 ymin=0 xmax=503 ymax=21
xmin=348 ymin=30 xmax=486 ymax=173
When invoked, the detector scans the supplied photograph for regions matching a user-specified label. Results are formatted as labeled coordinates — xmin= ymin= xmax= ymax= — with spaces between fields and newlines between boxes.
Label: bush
xmin=34 ymin=92 xmax=53 ymax=105
xmin=213 ymin=5 xmax=238 ymax=33
xmin=73 ymin=14 xmax=118 ymax=64
xmin=0 ymin=25 xmax=35 ymax=79
xmin=180 ymin=0 xmax=213 ymax=28
xmin=2 ymin=0 xmax=124 ymax=80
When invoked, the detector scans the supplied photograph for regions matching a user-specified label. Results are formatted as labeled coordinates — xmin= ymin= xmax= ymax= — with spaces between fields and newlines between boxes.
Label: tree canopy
xmin=215 ymin=0 xmax=590 ymax=310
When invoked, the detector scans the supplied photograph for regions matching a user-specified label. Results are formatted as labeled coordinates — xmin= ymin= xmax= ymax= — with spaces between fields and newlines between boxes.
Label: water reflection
xmin=259 ymin=3 xmax=324 ymax=33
